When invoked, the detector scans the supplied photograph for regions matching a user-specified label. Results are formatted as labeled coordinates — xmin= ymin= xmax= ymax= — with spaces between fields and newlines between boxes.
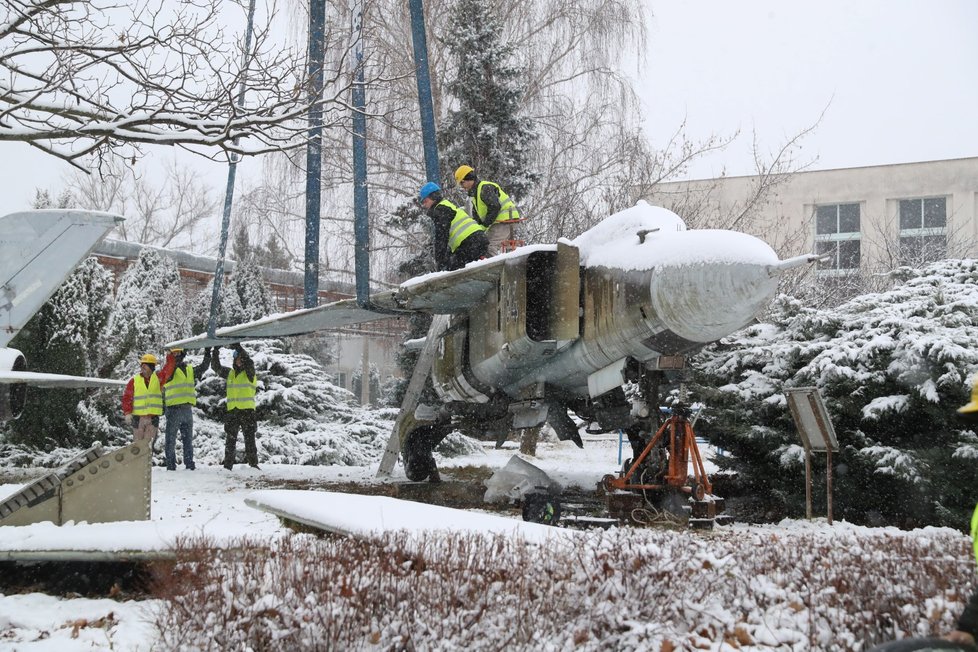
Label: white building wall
xmin=644 ymin=157 xmax=978 ymax=268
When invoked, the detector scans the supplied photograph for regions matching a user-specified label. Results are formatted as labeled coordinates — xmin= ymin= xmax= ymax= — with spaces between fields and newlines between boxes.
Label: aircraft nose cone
xmin=647 ymin=230 xmax=780 ymax=343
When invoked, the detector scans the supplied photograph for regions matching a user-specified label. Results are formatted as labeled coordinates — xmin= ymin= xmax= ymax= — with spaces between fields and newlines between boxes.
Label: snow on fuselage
xmin=431 ymin=202 xmax=783 ymax=402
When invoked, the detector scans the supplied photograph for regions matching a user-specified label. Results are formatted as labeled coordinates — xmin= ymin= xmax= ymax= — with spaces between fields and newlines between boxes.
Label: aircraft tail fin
xmin=0 ymin=210 xmax=122 ymax=347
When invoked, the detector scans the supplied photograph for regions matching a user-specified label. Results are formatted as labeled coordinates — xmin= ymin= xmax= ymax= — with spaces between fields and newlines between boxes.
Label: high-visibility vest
xmin=473 ymin=181 xmax=520 ymax=224
xmin=971 ymin=503 xmax=978 ymax=564
xmin=227 ymin=368 xmax=257 ymax=411
xmin=164 ymin=365 xmax=196 ymax=407
xmin=132 ymin=374 xmax=163 ymax=416
xmin=440 ymin=199 xmax=485 ymax=253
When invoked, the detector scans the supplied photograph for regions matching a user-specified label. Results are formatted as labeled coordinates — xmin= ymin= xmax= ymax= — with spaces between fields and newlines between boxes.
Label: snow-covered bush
xmin=691 ymin=259 xmax=978 ymax=528
xmin=151 ymin=523 xmax=973 ymax=651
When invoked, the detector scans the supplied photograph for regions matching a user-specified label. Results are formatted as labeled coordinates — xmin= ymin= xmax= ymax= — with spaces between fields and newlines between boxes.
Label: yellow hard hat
xmin=170 ymin=348 xmax=184 ymax=354
xmin=139 ymin=353 xmax=158 ymax=365
xmin=958 ymin=377 xmax=978 ymax=414
xmin=454 ymin=165 xmax=475 ymax=184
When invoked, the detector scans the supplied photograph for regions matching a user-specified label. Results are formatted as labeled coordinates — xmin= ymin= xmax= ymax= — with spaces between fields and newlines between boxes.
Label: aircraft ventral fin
xmin=166 ymin=252 xmax=529 ymax=349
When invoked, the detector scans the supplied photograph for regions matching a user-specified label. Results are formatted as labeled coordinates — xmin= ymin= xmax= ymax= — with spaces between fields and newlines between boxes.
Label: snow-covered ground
xmin=0 ymin=434 xmax=972 ymax=650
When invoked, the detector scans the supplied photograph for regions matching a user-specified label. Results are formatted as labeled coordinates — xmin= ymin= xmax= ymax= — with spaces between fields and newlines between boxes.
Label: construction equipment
xmin=0 ymin=442 xmax=152 ymax=527
xmin=601 ymin=405 xmax=725 ymax=528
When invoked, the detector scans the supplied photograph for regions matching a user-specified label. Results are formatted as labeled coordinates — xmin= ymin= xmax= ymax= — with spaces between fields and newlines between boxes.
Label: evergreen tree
xmin=189 ymin=254 xmax=273 ymax=332
xmin=32 ymin=187 xmax=73 ymax=209
xmin=261 ymin=235 xmax=292 ymax=270
xmin=105 ymin=248 xmax=189 ymax=376
xmin=4 ymin=258 xmax=117 ymax=449
xmin=688 ymin=260 xmax=978 ymax=528
xmin=231 ymin=255 xmax=273 ymax=323
xmin=439 ymin=0 xmax=538 ymax=199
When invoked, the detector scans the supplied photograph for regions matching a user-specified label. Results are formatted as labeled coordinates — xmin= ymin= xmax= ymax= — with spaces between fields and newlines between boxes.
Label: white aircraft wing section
xmin=0 ymin=370 xmax=126 ymax=388
xmin=0 ymin=210 xmax=123 ymax=348
xmin=245 ymin=490 xmax=577 ymax=544
xmin=395 ymin=252 xmax=523 ymax=312
xmin=166 ymin=291 xmax=409 ymax=349
xmin=165 ymin=253 xmax=536 ymax=350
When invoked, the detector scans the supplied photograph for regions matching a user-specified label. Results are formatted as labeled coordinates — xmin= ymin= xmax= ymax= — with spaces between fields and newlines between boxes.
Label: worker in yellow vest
xmin=161 ymin=347 xmax=211 ymax=471
xmin=947 ymin=376 xmax=978 ymax=644
xmin=122 ymin=353 xmax=168 ymax=442
xmin=418 ymin=181 xmax=488 ymax=271
xmin=211 ymin=343 xmax=260 ymax=470
xmin=454 ymin=165 xmax=523 ymax=257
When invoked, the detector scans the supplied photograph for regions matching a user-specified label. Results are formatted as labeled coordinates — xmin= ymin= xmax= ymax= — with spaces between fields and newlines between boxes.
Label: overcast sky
xmin=1 ymin=1 xmax=976 ymax=216
xmin=638 ymin=0 xmax=978 ymax=178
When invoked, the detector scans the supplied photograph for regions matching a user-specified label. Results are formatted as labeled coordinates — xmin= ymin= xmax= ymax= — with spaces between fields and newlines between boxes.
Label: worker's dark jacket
xmin=211 ymin=350 xmax=256 ymax=384
xmin=466 ymin=177 xmax=501 ymax=226
xmin=427 ymin=195 xmax=488 ymax=271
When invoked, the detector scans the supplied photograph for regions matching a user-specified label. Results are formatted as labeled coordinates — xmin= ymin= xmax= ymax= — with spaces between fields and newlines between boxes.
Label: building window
xmin=898 ymin=197 xmax=946 ymax=265
xmin=814 ymin=203 xmax=861 ymax=271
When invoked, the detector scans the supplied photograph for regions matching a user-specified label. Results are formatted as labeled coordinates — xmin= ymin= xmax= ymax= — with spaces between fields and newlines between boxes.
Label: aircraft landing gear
xmin=402 ymin=425 xmax=449 ymax=482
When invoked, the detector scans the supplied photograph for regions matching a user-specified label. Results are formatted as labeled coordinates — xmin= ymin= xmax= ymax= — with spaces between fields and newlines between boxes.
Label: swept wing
xmin=165 ymin=250 xmax=535 ymax=349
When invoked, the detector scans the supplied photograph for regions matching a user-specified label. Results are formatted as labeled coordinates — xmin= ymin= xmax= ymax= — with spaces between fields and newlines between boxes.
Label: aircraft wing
xmin=165 ymin=250 xmax=541 ymax=350
xmin=166 ymin=290 xmax=408 ymax=349
xmin=0 ymin=370 xmax=126 ymax=388
xmin=395 ymin=253 xmax=520 ymax=312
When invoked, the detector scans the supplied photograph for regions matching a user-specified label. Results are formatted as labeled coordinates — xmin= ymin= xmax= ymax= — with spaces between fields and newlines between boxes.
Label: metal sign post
xmin=785 ymin=387 xmax=840 ymax=524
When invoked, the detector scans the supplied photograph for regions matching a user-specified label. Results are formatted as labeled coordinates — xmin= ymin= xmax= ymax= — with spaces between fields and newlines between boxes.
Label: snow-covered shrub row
xmin=691 ymin=259 xmax=978 ymax=528
xmin=152 ymin=522 xmax=974 ymax=651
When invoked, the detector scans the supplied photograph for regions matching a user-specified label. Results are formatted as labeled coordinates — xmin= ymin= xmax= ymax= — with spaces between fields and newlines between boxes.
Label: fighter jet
xmin=0 ymin=210 xmax=127 ymax=422
xmin=168 ymin=201 xmax=817 ymax=481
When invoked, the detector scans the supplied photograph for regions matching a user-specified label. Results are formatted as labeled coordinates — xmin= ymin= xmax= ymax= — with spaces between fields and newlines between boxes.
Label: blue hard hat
xmin=419 ymin=181 xmax=440 ymax=201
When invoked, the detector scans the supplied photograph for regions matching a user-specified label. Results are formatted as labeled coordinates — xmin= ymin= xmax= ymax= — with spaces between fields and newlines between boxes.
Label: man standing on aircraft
xmin=160 ymin=347 xmax=211 ymax=471
xmin=454 ymin=165 xmax=522 ymax=256
xmin=210 ymin=343 xmax=260 ymax=470
xmin=419 ymin=181 xmax=488 ymax=271
xmin=122 ymin=353 xmax=172 ymax=442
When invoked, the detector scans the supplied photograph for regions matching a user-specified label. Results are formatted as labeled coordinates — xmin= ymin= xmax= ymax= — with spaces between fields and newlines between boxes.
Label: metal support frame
xmin=376 ymin=315 xmax=451 ymax=476
xmin=207 ymin=0 xmax=257 ymax=337
xmin=304 ymin=0 xmax=326 ymax=308
xmin=603 ymin=410 xmax=712 ymax=498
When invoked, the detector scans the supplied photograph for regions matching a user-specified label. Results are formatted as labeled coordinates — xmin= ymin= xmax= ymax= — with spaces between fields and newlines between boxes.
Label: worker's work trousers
xmin=164 ymin=405 xmax=196 ymax=470
xmin=223 ymin=408 xmax=258 ymax=468
xmin=486 ymin=221 xmax=517 ymax=256
xmin=131 ymin=415 xmax=159 ymax=442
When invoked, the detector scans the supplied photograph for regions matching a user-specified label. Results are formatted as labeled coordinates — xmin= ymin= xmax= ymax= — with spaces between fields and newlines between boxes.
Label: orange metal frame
xmin=605 ymin=413 xmax=712 ymax=498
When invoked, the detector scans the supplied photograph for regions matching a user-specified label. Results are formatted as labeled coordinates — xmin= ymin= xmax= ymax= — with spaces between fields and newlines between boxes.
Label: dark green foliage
xmin=4 ymin=259 xmax=119 ymax=449
xmin=439 ymin=0 xmax=538 ymax=198
xmin=690 ymin=261 xmax=978 ymax=528
xmin=189 ymin=254 xmax=274 ymax=333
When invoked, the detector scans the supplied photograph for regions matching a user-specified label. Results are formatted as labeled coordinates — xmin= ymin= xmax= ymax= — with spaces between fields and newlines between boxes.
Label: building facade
xmin=642 ymin=157 xmax=978 ymax=276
